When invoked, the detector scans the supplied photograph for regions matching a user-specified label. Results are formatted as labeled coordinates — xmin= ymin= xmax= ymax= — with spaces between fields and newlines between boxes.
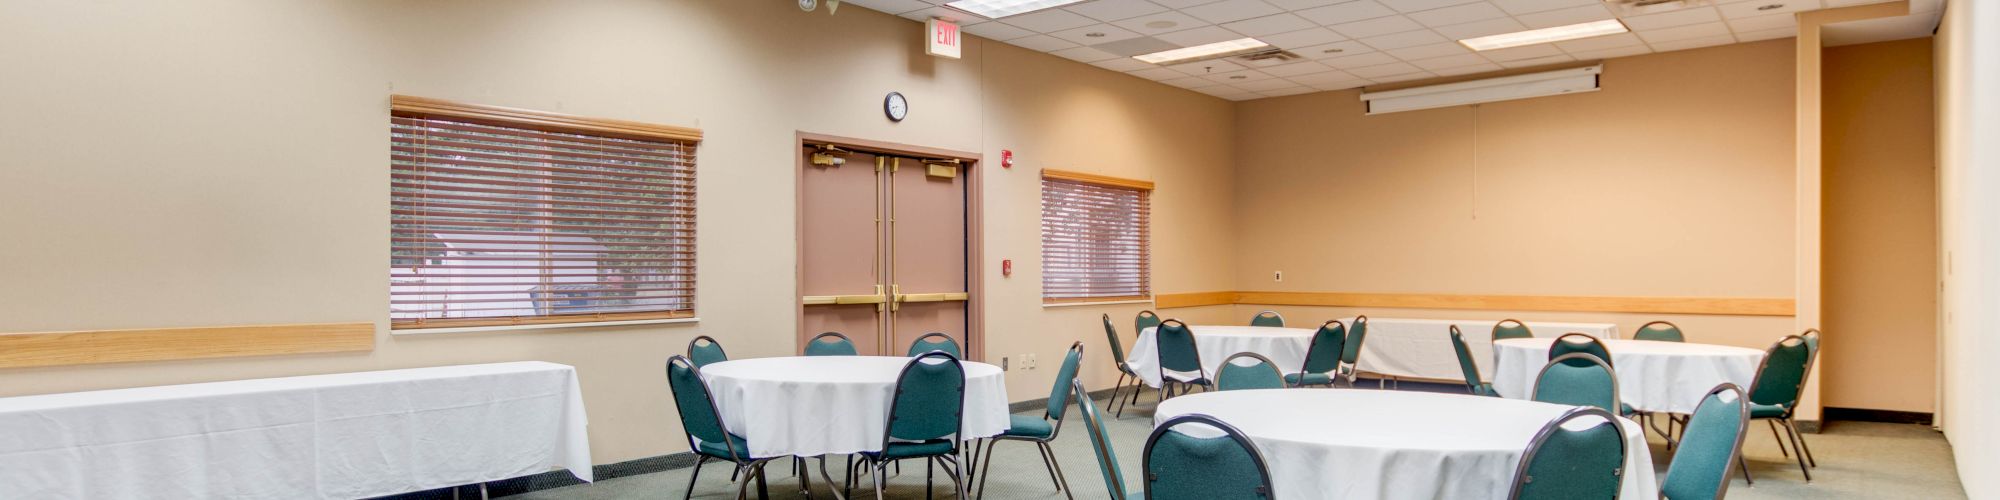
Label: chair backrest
xmin=1155 ymin=320 xmax=1206 ymax=376
xmin=1216 ymin=352 xmax=1287 ymax=391
xmin=1532 ymin=353 xmax=1621 ymax=414
xmin=1508 ymin=407 xmax=1628 ymax=500
xmin=1045 ymin=342 xmax=1086 ymax=420
xmin=1300 ymin=320 xmax=1347 ymax=375
xmin=1493 ymin=319 xmax=1534 ymax=341
xmin=1634 ymin=321 xmax=1686 ymax=342
xmin=1661 ymin=383 xmax=1750 ymax=500
xmin=1747 ymin=335 xmax=1812 ymax=410
xmin=1549 ymin=333 xmax=1613 ymax=368
xmin=1800 ymin=328 xmax=1822 ymax=375
xmin=805 ymin=331 xmax=859 ymax=356
xmin=1073 ymin=379 xmax=1129 ymax=500
xmin=1144 ymin=414 xmax=1274 ymax=500
xmin=687 ymin=335 xmax=728 ymax=368
xmin=883 ymin=351 xmax=967 ymax=449
xmin=1448 ymin=325 xmax=1485 ymax=394
xmin=664 ymin=355 xmax=740 ymax=460
xmin=1104 ymin=314 xmax=1129 ymax=366
xmin=1249 ymin=310 xmax=1285 ymax=327
xmin=1136 ymin=310 xmax=1163 ymax=334
xmin=1340 ymin=315 xmax=1370 ymax=365
xmin=906 ymin=332 xmax=962 ymax=358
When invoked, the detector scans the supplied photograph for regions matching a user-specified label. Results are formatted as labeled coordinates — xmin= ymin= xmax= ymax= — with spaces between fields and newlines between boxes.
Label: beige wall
xmin=1822 ymin=38 xmax=1938 ymax=413
xmin=0 ymin=0 xmax=1238 ymax=464
xmin=1935 ymin=1 xmax=2000 ymax=493
xmin=1221 ymin=40 xmax=1800 ymax=348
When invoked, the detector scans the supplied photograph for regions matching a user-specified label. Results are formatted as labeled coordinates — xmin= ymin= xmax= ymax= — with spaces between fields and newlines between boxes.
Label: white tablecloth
xmin=1491 ymin=338 xmax=1764 ymax=414
xmin=1341 ymin=317 xmax=1620 ymax=381
xmin=1153 ymin=390 xmax=1657 ymax=500
xmin=699 ymin=356 xmax=1009 ymax=457
xmin=1126 ymin=325 xmax=1315 ymax=388
xmin=0 ymin=361 xmax=592 ymax=499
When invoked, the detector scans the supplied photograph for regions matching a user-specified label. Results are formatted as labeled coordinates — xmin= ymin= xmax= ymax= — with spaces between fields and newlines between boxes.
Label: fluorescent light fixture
xmin=1133 ymin=37 xmax=1272 ymax=65
xmin=1457 ymin=19 xmax=1629 ymax=51
xmin=944 ymin=0 xmax=1086 ymax=19
xmin=1359 ymin=65 xmax=1602 ymax=115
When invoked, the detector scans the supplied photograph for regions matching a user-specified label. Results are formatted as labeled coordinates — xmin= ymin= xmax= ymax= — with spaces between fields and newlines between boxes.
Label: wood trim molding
xmin=1153 ymin=291 xmax=1795 ymax=317
xmin=1041 ymin=169 xmax=1155 ymax=191
xmin=392 ymin=310 xmax=694 ymax=330
xmin=390 ymin=95 xmax=702 ymax=142
xmin=0 ymin=323 xmax=375 ymax=369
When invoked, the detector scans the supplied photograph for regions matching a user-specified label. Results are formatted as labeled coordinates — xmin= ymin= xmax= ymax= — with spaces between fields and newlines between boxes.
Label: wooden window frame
xmin=1040 ymin=168 xmax=1154 ymax=305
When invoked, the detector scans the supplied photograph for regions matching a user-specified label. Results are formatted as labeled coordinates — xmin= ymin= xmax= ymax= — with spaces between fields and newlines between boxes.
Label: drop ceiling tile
xmin=1372 ymin=71 xmax=1440 ymax=83
xmin=1408 ymin=2 xmax=1510 ymax=27
xmin=901 ymin=7 xmax=991 ymax=23
xmin=963 ymin=21 xmax=1037 ymax=40
xmin=1330 ymin=15 xmax=1427 ymax=39
xmin=1408 ymin=53 xmax=1489 ymax=69
xmin=1638 ymin=21 xmax=1731 ymax=43
xmin=1051 ymin=23 xmax=1144 ymax=44
xmin=1566 ymin=45 xmax=1652 ymax=60
xmin=1287 ymin=69 xmax=1364 ymax=84
xmin=1092 ymin=57 xmax=1156 ymax=71
xmin=1265 ymin=0 xmax=1346 ymax=9
xmin=1050 ymin=45 xmax=1125 ymax=62
xmin=1362 ymin=29 xmax=1450 ymax=50
xmin=1193 ymin=85 xmax=1257 ymax=98
xmin=1223 ymin=13 xmax=1319 ymax=36
xmin=1347 ymin=61 xmax=1424 ymax=77
xmin=1153 ymin=0 xmax=1225 ymax=7
xmin=1322 ymin=51 xmax=1403 ymax=68
xmin=1169 ymin=58 xmax=1250 ymax=75
xmin=1182 ymin=0 xmax=1285 ymax=24
xmin=1260 ymin=60 xmax=1339 ymax=76
xmin=1111 ymin=11 xmax=1210 ymax=35
xmin=1621 ymin=7 xmax=1722 ymax=31
xmin=1378 ymin=0 xmax=1486 ymax=13
xmin=1159 ymin=76 xmax=1217 ymax=88
xmin=1066 ymin=0 xmax=1170 ymax=22
xmin=1650 ymin=33 xmax=1738 ymax=51
xmin=1727 ymin=13 xmax=1797 ymax=32
xmin=1130 ymin=67 xmax=1188 ymax=80
xmin=1432 ymin=17 xmax=1530 ymax=39
xmin=1719 ymin=0 xmax=1822 ymax=19
xmin=1514 ymin=4 xmax=1616 ymax=29
xmin=1202 ymin=69 xmax=1279 ymax=84
xmin=1236 ymin=77 xmax=1309 ymax=91
xmin=1007 ymin=34 xmax=1080 ymax=52
xmin=1306 ymin=80 xmax=1370 ymax=91
xmin=844 ymin=0 xmax=933 ymax=14
xmin=1262 ymin=27 xmax=1348 ymax=48
xmin=1296 ymin=1 xmax=1399 ymax=25
xmin=1002 ymin=8 xmax=1099 ymax=32
xmin=1155 ymin=25 xmax=1244 ymax=46
xmin=1237 ymin=55 xmax=1307 ymax=68
xmin=1490 ymin=0 xmax=1600 ymax=15
xmin=1431 ymin=62 xmax=1504 ymax=75
xmin=1385 ymin=41 xmax=1472 ymax=60
xmin=1477 ymin=43 xmax=1564 ymax=61
xmin=1496 ymin=54 xmax=1575 ymax=68
xmin=1553 ymin=32 xmax=1643 ymax=52
xmin=1297 ymin=40 xmax=1379 ymax=58
xmin=1734 ymin=26 xmax=1797 ymax=42
xmin=1257 ymin=86 xmax=1321 ymax=97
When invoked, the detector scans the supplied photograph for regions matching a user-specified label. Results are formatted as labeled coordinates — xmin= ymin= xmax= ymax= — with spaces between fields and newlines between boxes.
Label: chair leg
xmin=1790 ymin=417 xmax=1819 ymax=467
xmin=685 ymin=455 xmax=710 ymax=500
xmin=756 ymin=461 xmax=771 ymax=500
xmin=1739 ymin=451 xmax=1756 ymax=486
xmin=1041 ymin=441 xmax=1076 ymax=500
xmin=975 ymin=437 xmax=999 ymax=498
xmin=1767 ymin=420 xmax=1791 ymax=458
xmin=925 ymin=457 xmax=935 ymax=500
xmin=872 ymin=460 xmax=888 ymax=500
xmin=1034 ymin=439 xmax=1062 ymax=492
xmin=816 ymin=456 xmax=849 ymax=500
xmin=1783 ymin=419 xmax=1814 ymax=481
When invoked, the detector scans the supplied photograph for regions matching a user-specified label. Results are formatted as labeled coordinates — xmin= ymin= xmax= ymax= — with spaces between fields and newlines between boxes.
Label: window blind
xmin=1041 ymin=173 xmax=1151 ymax=303
xmin=389 ymin=110 xmax=697 ymax=328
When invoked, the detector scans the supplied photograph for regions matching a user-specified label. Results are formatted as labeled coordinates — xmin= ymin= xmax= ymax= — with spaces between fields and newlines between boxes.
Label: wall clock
xmin=798 ymin=0 xmax=817 ymax=12
xmin=884 ymin=92 xmax=908 ymax=122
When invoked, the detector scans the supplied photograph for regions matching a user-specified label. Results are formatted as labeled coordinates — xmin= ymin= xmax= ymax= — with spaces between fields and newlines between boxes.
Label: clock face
xmin=798 ymin=0 xmax=817 ymax=11
xmin=884 ymin=92 xmax=908 ymax=122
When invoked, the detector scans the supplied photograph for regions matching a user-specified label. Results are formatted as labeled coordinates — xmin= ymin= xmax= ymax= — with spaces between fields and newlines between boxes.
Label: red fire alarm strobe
xmin=1002 ymin=259 xmax=1012 ymax=277
xmin=1001 ymin=150 xmax=1014 ymax=168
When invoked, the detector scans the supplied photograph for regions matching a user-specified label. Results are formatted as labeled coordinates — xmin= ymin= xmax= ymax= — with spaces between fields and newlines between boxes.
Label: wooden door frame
xmin=794 ymin=132 xmax=985 ymax=361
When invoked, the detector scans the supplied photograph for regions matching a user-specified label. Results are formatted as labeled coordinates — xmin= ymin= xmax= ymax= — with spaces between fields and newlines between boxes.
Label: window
xmin=388 ymin=95 xmax=700 ymax=329
xmin=1040 ymin=169 xmax=1153 ymax=303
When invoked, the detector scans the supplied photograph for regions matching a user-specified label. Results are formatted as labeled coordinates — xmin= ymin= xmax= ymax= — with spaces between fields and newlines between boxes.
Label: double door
xmin=798 ymin=141 xmax=973 ymax=357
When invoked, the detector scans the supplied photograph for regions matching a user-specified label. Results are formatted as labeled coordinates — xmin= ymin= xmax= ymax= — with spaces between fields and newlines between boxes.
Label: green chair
xmin=1154 ymin=320 xmax=1211 ymax=399
xmin=861 ymin=351 xmax=971 ymax=499
xmin=1740 ymin=334 xmax=1816 ymax=484
xmin=1508 ymin=407 xmax=1628 ymax=500
xmin=1136 ymin=310 xmax=1162 ymax=335
xmin=1215 ymin=352 xmax=1286 ymax=391
xmin=687 ymin=335 xmax=729 ymax=368
xmin=804 ymin=331 xmax=858 ymax=356
xmin=1493 ymin=319 xmax=1534 ymax=342
xmin=1533 ymin=353 xmax=1621 ymax=415
xmin=974 ymin=342 xmax=1083 ymax=499
xmin=665 ymin=355 xmax=780 ymax=500
xmin=1635 ymin=321 xmax=1686 ymax=342
xmin=1448 ymin=325 xmax=1496 ymax=396
xmin=1796 ymin=329 xmax=1822 ymax=467
xmin=1284 ymin=320 xmax=1346 ymax=387
xmin=1103 ymin=314 xmax=1146 ymax=418
xmin=1144 ymin=414 xmax=1274 ymax=500
xmin=1249 ymin=310 xmax=1285 ymax=327
xmin=1662 ymin=383 xmax=1750 ymax=500
xmin=907 ymin=332 xmax=962 ymax=358
xmin=1549 ymin=333 xmax=1613 ymax=367
xmin=1340 ymin=315 xmax=1371 ymax=387
xmin=1071 ymin=379 xmax=1130 ymax=500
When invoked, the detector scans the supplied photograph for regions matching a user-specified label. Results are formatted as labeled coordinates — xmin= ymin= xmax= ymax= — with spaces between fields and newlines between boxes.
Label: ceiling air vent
xmin=1604 ymin=0 xmax=1714 ymax=15
xmin=1232 ymin=48 xmax=1301 ymax=65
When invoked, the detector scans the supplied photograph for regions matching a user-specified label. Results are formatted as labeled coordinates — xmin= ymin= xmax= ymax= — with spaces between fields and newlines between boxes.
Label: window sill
xmin=390 ymin=316 xmax=699 ymax=335
xmin=1042 ymin=298 xmax=1155 ymax=308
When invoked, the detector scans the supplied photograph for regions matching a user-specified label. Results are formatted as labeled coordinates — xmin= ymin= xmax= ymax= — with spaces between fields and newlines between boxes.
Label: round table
xmin=1125 ymin=325 xmax=1314 ymax=388
xmin=1153 ymin=390 xmax=1658 ymax=500
xmin=1491 ymin=338 xmax=1764 ymax=414
xmin=700 ymin=356 xmax=1010 ymax=457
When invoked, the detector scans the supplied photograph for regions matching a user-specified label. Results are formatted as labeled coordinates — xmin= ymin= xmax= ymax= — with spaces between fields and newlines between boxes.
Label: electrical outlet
xmin=1026 ymin=353 xmax=1038 ymax=370
xmin=1001 ymin=357 xmax=1011 ymax=371
xmin=1274 ymin=271 xmax=1283 ymax=282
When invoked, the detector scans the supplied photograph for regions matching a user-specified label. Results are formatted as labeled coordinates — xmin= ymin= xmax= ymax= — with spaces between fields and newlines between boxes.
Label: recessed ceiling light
xmin=943 ymin=0 xmax=1086 ymax=19
xmin=1458 ymin=19 xmax=1629 ymax=52
xmin=1133 ymin=37 xmax=1272 ymax=65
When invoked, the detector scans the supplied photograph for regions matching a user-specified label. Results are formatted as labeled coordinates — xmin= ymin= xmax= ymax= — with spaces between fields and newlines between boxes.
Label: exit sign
xmin=926 ymin=18 xmax=961 ymax=59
